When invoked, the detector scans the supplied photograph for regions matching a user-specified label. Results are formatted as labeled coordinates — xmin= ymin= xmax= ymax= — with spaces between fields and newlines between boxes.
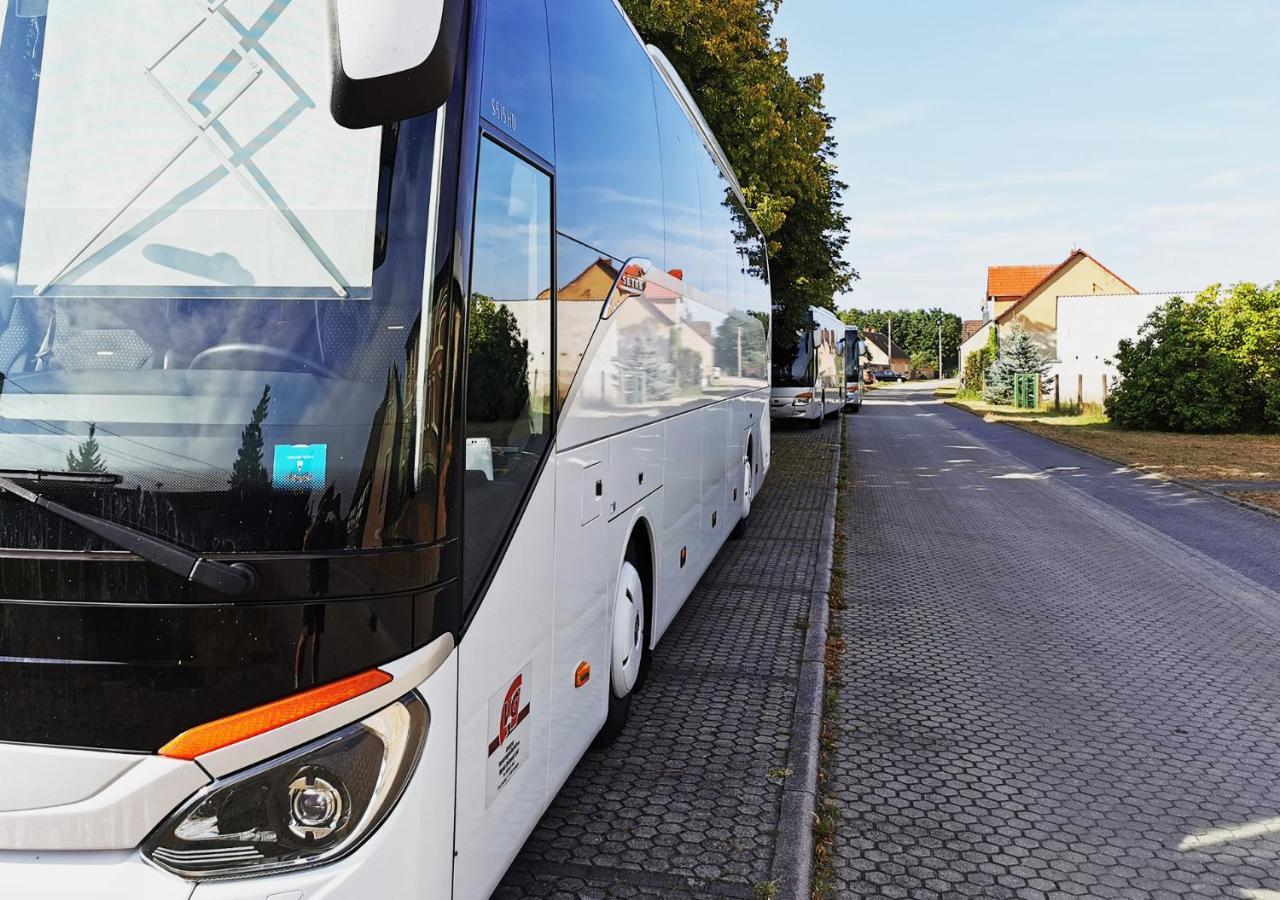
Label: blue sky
xmin=774 ymin=1 xmax=1280 ymax=318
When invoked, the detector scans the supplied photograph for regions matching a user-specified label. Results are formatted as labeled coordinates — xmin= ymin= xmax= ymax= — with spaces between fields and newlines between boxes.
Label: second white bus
xmin=770 ymin=304 xmax=846 ymax=427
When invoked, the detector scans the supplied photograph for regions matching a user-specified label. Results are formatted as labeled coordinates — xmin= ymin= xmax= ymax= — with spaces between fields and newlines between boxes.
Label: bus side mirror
xmin=328 ymin=0 xmax=465 ymax=129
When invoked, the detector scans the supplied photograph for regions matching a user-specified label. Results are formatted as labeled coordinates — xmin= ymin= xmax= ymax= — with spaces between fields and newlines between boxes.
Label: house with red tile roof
xmin=985 ymin=264 xmax=1057 ymax=322
xmin=993 ymin=250 xmax=1137 ymax=359
xmin=960 ymin=250 xmax=1138 ymax=386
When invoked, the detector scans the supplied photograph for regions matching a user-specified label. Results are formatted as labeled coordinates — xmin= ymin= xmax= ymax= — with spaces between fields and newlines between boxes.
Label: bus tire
xmin=596 ymin=553 xmax=648 ymax=746
xmin=808 ymin=414 xmax=823 ymax=429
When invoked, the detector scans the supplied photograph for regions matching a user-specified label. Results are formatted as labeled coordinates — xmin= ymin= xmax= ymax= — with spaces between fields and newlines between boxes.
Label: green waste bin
xmin=1013 ymin=373 xmax=1040 ymax=409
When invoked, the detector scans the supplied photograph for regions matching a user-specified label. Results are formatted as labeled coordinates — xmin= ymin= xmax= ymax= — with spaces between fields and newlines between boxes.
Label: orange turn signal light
xmin=158 ymin=669 xmax=393 ymax=760
xmin=575 ymin=662 xmax=591 ymax=689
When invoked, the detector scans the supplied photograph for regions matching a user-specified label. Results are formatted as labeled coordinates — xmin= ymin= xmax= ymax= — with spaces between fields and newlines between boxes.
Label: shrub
xmin=960 ymin=326 xmax=998 ymax=396
xmin=1105 ymin=291 xmax=1272 ymax=432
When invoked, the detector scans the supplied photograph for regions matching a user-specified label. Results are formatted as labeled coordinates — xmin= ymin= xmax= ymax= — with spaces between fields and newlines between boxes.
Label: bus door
xmin=453 ymin=134 xmax=557 ymax=894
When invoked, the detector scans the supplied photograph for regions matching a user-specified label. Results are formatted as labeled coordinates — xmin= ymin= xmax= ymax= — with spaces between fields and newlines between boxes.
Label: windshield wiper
xmin=0 ymin=475 xmax=257 ymax=598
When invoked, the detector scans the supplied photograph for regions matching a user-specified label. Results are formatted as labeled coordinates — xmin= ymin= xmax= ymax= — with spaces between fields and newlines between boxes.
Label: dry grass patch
xmin=1229 ymin=491 xmax=1280 ymax=514
xmin=940 ymin=390 xmax=1280 ymax=482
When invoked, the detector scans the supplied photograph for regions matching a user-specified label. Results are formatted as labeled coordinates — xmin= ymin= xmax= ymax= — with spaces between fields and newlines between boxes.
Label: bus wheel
xmin=808 ymin=414 xmax=823 ymax=429
xmin=731 ymin=456 xmax=752 ymax=539
xmin=597 ymin=556 xmax=647 ymax=745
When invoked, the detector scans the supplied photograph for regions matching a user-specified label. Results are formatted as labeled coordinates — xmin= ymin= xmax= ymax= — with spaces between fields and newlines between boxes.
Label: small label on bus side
xmin=486 ymin=662 xmax=533 ymax=807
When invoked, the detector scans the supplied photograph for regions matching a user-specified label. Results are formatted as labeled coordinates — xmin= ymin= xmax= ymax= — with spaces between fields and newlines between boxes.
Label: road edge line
xmin=769 ymin=419 xmax=841 ymax=900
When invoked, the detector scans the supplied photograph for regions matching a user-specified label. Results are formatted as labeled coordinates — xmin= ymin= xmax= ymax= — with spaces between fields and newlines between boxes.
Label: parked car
xmin=873 ymin=369 xmax=904 ymax=382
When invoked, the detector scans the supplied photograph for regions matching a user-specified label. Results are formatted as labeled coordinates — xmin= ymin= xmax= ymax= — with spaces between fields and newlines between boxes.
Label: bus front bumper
xmin=0 ymin=646 xmax=459 ymax=900
xmin=0 ymin=853 xmax=189 ymax=900
xmin=770 ymin=400 xmax=820 ymax=420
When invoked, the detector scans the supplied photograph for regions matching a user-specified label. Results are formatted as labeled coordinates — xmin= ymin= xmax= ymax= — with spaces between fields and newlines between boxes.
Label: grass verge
xmin=936 ymin=387 xmax=1280 ymax=482
xmin=1229 ymin=491 xmax=1280 ymax=514
xmin=810 ymin=416 xmax=848 ymax=899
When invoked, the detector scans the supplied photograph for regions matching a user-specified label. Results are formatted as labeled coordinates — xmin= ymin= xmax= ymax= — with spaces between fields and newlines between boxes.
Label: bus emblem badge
xmin=486 ymin=663 xmax=533 ymax=806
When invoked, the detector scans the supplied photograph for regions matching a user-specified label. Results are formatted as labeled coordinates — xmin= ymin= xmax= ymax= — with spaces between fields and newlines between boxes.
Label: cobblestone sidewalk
xmin=496 ymin=420 xmax=840 ymax=898
xmin=828 ymin=384 xmax=1280 ymax=898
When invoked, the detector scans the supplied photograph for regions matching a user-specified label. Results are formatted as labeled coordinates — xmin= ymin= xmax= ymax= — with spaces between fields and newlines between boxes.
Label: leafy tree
xmin=66 ymin=423 xmax=106 ymax=474
xmin=1106 ymin=288 xmax=1276 ymax=433
xmin=230 ymin=385 xmax=271 ymax=490
xmin=1206 ymin=282 xmax=1280 ymax=426
xmin=617 ymin=0 xmax=855 ymax=368
xmin=840 ymin=308 xmax=964 ymax=375
xmin=467 ymin=294 xmax=530 ymax=423
xmin=984 ymin=324 xmax=1051 ymax=405
xmin=910 ymin=349 xmax=937 ymax=374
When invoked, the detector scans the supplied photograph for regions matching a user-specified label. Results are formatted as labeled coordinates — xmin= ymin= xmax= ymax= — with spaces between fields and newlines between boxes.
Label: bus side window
xmin=547 ymin=0 xmax=664 ymax=266
xmin=463 ymin=138 xmax=553 ymax=603
xmin=480 ymin=0 xmax=554 ymax=162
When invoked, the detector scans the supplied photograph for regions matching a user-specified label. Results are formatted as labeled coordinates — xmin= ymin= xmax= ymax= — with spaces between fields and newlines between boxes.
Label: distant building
xmin=862 ymin=330 xmax=911 ymax=376
xmin=985 ymin=264 xmax=1056 ymax=322
xmin=993 ymin=250 xmax=1137 ymax=359
xmin=962 ymin=249 xmax=1188 ymax=404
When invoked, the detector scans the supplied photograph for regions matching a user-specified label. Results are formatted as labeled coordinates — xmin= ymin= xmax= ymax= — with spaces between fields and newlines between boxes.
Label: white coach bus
xmin=0 ymin=1 xmax=771 ymax=897
xmin=843 ymin=325 xmax=865 ymax=413
xmin=770 ymin=305 xmax=845 ymax=427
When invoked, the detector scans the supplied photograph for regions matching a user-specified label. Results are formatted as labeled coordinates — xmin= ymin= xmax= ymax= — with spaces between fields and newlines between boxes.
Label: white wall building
xmin=1052 ymin=292 xmax=1193 ymax=405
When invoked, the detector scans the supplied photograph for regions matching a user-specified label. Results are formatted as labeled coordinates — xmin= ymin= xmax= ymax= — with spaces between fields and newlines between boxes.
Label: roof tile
xmin=987 ymin=265 xmax=1056 ymax=298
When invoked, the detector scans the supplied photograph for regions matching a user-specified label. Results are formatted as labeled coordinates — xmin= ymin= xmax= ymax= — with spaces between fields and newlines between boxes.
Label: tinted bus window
xmin=548 ymin=0 xmax=664 ymax=266
xmin=653 ymin=74 xmax=702 ymax=291
xmin=556 ymin=233 xmax=617 ymax=413
xmin=698 ymin=151 xmax=732 ymax=303
xmin=727 ymin=192 xmax=753 ymax=313
xmin=774 ymin=329 xmax=814 ymax=388
xmin=464 ymin=140 xmax=553 ymax=601
xmin=481 ymin=0 xmax=555 ymax=161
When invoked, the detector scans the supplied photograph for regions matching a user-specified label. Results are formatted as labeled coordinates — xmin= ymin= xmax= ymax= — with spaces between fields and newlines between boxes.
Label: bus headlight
xmin=143 ymin=693 xmax=427 ymax=880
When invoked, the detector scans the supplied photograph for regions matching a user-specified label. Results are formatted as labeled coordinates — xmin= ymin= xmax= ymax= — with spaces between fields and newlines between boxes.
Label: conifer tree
xmin=66 ymin=423 xmax=107 ymax=473
xmin=984 ymin=325 xmax=1052 ymax=404
xmin=230 ymin=385 xmax=271 ymax=490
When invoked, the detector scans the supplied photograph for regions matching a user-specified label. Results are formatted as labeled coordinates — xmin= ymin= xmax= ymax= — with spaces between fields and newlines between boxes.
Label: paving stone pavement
xmin=496 ymin=419 xmax=840 ymax=899
xmin=829 ymin=383 xmax=1280 ymax=899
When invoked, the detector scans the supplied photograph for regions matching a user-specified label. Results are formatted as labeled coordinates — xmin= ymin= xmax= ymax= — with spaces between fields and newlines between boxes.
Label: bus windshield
xmin=772 ymin=328 xmax=815 ymax=388
xmin=0 ymin=1 xmax=439 ymax=554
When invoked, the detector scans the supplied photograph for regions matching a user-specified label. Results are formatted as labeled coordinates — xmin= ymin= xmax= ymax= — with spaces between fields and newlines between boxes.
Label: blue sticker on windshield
xmin=273 ymin=444 xmax=327 ymax=491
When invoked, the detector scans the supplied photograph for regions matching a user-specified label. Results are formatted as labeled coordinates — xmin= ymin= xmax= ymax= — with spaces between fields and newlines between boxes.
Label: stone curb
xmin=768 ymin=420 xmax=841 ymax=900
xmin=940 ymin=396 xmax=1280 ymax=523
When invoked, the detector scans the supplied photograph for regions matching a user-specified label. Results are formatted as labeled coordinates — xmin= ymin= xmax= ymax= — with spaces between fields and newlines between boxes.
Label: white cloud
xmin=1202 ymin=164 xmax=1280 ymax=189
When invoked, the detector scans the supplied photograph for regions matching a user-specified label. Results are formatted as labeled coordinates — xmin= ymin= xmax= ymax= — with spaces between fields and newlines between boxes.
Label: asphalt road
xmin=935 ymin=389 xmax=1280 ymax=594
xmin=829 ymin=383 xmax=1280 ymax=898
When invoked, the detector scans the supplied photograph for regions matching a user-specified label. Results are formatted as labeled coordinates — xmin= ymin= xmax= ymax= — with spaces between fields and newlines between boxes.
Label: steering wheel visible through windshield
xmin=0 ymin=1 xmax=441 ymax=554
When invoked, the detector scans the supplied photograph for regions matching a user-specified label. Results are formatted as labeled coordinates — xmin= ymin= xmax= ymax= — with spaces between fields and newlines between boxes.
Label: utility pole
xmin=887 ymin=318 xmax=893 ymax=371
xmin=937 ymin=319 xmax=943 ymax=381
